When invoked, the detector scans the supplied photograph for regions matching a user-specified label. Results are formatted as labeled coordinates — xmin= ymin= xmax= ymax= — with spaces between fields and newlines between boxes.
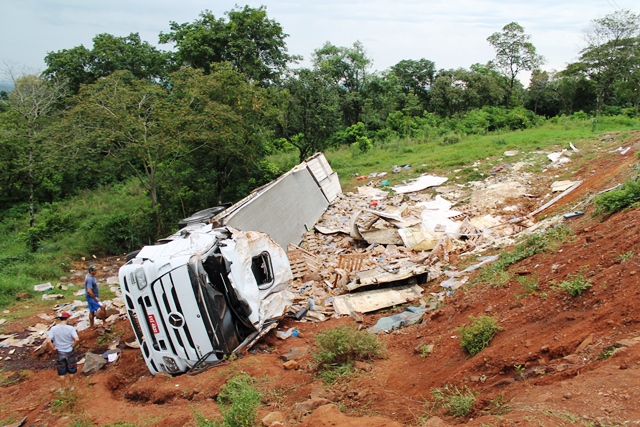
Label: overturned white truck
xmin=118 ymin=153 xmax=341 ymax=375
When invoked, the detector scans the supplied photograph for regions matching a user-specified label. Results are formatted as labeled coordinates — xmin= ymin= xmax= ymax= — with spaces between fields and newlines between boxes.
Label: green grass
xmin=312 ymin=325 xmax=385 ymax=383
xmin=326 ymin=115 xmax=640 ymax=191
xmin=477 ymin=226 xmax=573 ymax=287
xmin=429 ymin=384 xmax=477 ymax=417
xmin=457 ymin=315 xmax=503 ymax=356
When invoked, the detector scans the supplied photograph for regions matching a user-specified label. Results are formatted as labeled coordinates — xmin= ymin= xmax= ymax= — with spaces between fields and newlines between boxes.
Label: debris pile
xmin=281 ymin=148 xmax=588 ymax=325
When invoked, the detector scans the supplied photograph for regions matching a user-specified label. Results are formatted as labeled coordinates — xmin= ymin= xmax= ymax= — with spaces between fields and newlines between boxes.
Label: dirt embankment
xmin=1 ymin=137 xmax=640 ymax=427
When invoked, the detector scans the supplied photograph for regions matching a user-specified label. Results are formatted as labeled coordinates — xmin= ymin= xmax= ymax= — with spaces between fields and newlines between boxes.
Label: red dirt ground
xmin=1 ymin=136 xmax=640 ymax=427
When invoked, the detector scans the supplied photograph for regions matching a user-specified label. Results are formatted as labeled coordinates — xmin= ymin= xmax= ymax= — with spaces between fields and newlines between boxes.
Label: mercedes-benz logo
xmin=168 ymin=312 xmax=184 ymax=328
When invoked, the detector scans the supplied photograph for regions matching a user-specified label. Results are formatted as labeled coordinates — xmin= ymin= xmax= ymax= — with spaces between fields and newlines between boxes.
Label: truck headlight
xmin=135 ymin=268 xmax=147 ymax=290
xmin=162 ymin=356 xmax=180 ymax=373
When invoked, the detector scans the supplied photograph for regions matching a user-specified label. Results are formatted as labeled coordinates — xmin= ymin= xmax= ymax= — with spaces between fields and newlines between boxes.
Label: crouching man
xmin=45 ymin=311 xmax=79 ymax=392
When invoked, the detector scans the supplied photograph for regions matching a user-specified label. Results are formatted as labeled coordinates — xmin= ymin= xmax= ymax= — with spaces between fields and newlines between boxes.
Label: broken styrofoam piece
xmin=551 ymin=180 xmax=580 ymax=192
xmin=462 ymin=255 xmax=500 ymax=273
xmin=34 ymin=282 xmax=53 ymax=292
xmin=398 ymin=228 xmax=438 ymax=251
xmin=391 ymin=175 xmax=448 ymax=194
xmin=42 ymin=294 xmax=64 ymax=301
xmin=504 ymin=150 xmax=518 ymax=157
xmin=621 ymin=147 xmax=631 ymax=155
xmin=333 ymin=284 xmax=424 ymax=315
xmin=569 ymin=142 xmax=579 ymax=152
xmin=368 ymin=305 xmax=428 ymax=334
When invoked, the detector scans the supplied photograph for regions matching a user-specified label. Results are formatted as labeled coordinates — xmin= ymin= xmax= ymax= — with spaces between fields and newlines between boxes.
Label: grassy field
xmin=0 ymin=114 xmax=639 ymax=312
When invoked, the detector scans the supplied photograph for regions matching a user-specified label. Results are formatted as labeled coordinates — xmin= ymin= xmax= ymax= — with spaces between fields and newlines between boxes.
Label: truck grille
xmin=150 ymin=270 xmax=200 ymax=361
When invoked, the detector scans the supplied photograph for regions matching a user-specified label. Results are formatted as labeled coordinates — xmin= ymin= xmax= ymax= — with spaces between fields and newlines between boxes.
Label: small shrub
xmin=430 ymin=384 xmax=476 ymax=417
xmin=457 ymin=315 xmax=503 ymax=356
xmin=438 ymin=135 xmax=460 ymax=146
xmin=354 ymin=136 xmax=373 ymax=153
xmin=488 ymin=270 xmax=510 ymax=288
xmin=492 ymin=137 xmax=507 ymax=145
xmin=516 ymin=274 xmax=539 ymax=296
xmin=312 ymin=325 xmax=384 ymax=382
xmin=217 ymin=373 xmax=262 ymax=427
xmin=51 ymin=389 xmax=79 ymax=414
xmin=618 ymin=251 xmax=634 ymax=261
xmin=599 ymin=347 xmax=616 ymax=360
xmin=593 ymin=179 xmax=640 ymax=215
xmin=193 ymin=373 xmax=262 ymax=427
xmin=555 ymin=273 xmax=592 ymax=296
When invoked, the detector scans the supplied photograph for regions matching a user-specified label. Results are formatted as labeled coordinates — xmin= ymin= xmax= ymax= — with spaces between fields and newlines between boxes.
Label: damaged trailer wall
xmin=213 ymin=153 xmax=341 ymax=249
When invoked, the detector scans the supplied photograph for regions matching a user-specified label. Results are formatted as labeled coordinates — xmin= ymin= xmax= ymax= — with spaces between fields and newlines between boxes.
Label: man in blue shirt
xmin=45 ymin=311 xmax=79 ymax=391
xmin=85 ymin=265 xmax=106 ymax=328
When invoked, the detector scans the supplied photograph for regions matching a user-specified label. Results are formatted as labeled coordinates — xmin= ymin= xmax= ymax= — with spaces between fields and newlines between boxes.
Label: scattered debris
xmin=551 ymin=180 xmax=580 ymax=192
xmin=33 ymin=283 xmax=53 ymax=292
xmin=368 ymin=304 xmax=428 ymax=334
xmin=332 ymin=284 xmax=424 ymax=316
xmin=563 ymin=211 xmax=585 ymax=220
xmin=391 ymin=175 xmax=448 ymax=194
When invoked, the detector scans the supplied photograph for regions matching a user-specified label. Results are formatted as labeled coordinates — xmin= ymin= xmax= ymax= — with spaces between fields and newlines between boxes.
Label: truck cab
xmin=118 ymin=223 xmax=293 ymax=375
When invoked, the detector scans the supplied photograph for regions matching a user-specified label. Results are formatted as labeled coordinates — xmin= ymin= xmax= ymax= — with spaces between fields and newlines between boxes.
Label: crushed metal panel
xmin=332 ymin=284 xmax=424 ymax=315
xmin=305 ymin=153 xmax=342 ymax=203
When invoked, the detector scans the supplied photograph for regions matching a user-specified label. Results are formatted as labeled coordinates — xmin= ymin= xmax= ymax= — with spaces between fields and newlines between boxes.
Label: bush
xmin=430 ymin=384 xmax=476 ymax=417
xmin=193 ymin=372 xmax=262 ymax=427
xmin=555 ymin=273 xmax=592 ymax=297
xmin=457 ymin=315 xmax=502 ymax=356
xmin=438 ymin=135 xmax=460 ymax=146
xmin=593 ymin=179 xmax=640 ymax=215
xmin=312 ymin=325 xmax=384 ymax=382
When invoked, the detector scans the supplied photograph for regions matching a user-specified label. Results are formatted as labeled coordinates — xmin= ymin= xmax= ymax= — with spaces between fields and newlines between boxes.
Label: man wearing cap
xmin=45 ymin=312 xmax=79 ymax=391
xmin=85 ymin=265 xmax=106 ymax=328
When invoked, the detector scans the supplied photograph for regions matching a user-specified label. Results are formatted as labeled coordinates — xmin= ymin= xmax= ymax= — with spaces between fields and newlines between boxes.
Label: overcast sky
xmin=2 ymin=0 xmax=638 ymax=82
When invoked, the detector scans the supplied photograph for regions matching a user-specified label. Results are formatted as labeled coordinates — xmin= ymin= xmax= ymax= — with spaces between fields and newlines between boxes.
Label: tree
xmin=487 ymin=22 xmax=544 ymax=108
xmin=390 ymin=58 xmax=436 ymax=110
xmin=280 ymin=68 xmax=341 ymax=161
xmin=0 ymin=69 xmax=68 ymax=226
xmin=577 ymin=10 xmax=640 ymax=116
xmin=44 ymin=33 xmax=174 ymax=94
xmin=430 ymin=68 xmax=504 ymax=118
xmin=312 ymin=41 xmax=372 ymax=125
xmin=159 ymin=6 xmax=297 ymax=85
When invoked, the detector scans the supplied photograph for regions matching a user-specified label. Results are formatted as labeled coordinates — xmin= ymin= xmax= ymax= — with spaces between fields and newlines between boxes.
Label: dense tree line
xmin=1 ymin=5 xmax=639 ymax=249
